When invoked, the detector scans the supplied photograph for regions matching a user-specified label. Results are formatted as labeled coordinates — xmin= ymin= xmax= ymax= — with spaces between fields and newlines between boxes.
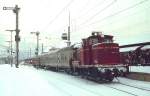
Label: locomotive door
xmin=89 ymin=45 xmax=93 ymax=65
xmin=85 ymin=42 xmax=93 ymax=65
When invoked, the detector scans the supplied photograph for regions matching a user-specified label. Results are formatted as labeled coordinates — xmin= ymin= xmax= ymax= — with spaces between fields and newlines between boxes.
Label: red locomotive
xmin=26 ymin=32 xmax=128 ymax=81
xmin=71 ymin=32 xmax=128 ymax=81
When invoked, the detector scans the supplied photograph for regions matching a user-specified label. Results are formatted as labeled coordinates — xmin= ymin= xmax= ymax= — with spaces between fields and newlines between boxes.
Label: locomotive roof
xmin=87 ymin=34 xmax=113 ymax=39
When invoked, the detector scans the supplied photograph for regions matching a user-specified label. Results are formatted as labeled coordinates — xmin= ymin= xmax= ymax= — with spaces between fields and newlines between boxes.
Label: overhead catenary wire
xmin=43 ymin=0 xmax=107 ymax=38
xmin=47 ymin=0 xmax=116 ymax=41
xmin=93 ymin=6 xmax=150 ymax=31
xmin=42 ymin=0 xmax=74 ymax=32
xmin=76 ymin=0 xmax=149 ymax=31
xmin=73 ymin=0 xmax=106 ymax=20
xmin=91 ymin=0 xmax=149 ymax=25
xmin=79 ymin=0 xmax=117 ymax=26
xmin=41 ymin=0 xmax=109 ymax=42
xmin=0 ymin=44 xmax=9 ymax=48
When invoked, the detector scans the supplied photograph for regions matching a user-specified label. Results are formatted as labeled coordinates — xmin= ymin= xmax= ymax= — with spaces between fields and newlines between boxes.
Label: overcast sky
xmin=0 ymin=0 xmax=150 ymax=58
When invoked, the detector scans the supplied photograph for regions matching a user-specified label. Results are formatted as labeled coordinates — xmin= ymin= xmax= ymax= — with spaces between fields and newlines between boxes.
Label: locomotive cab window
xmin=103 ymin=35 xmax=113 ymax=43
xmin=89 ymin=38 xmax=99 ymax=45
xmin=103 ymin=38 xmax=113 ymax=43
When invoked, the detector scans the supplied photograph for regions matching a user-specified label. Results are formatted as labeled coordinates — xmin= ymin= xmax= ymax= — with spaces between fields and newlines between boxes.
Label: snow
xmin=117 ymin=77 xmax=150 ymax=90
xmin=120 ymin=45 xmax=150 ymax=52
xmin=141 ymin=45 xmax=150 ymax=50
xmin=0 ymin=64 xmax=150 ymax=96
xmin=120 ymin=46 xmax=139 ymax=52
xmin=0 ymin=64 xmax=62 ymax=96
xmin=130 ymin=66 xmax=150 ymax=73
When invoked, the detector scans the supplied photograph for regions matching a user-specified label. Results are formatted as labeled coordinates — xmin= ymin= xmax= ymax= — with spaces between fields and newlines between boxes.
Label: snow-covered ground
xmin=0 ymin=64 xmax=150 ymax=96
xmin=130 ymin=66 xmax=150 ymax=73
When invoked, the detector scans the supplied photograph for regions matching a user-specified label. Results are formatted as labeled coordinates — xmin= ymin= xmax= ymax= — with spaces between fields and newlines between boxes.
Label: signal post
xmin=3 ymin=5 xmax=20 ymax=68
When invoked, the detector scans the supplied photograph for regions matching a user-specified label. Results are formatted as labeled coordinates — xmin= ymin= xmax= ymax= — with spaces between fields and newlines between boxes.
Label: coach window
xmin=64 ymin=55 xmax=66 ymax=61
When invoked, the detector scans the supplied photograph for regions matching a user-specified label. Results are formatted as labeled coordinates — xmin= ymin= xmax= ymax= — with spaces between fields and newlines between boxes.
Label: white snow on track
xmin=0 ymin=64 xmax=150 ymax=96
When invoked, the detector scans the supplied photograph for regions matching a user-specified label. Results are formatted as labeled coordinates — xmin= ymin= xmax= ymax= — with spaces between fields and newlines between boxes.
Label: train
xmin=25 ymin=32 xmax=129 ymax=82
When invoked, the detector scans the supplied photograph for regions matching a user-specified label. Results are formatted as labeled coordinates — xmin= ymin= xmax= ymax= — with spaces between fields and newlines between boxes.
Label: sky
xmin=0 ymin=0 xmax=150 ymax=58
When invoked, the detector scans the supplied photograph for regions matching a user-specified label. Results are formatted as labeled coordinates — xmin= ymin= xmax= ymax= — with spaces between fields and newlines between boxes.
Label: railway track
xmin=75 ymin=76 xmax=150 ymax=96
xmin=38 ymin=70 xmax=150 ymax=96
xmin=118 ymin=82 xmax=150 ymax=91
xmin=100 ymin=78 xmax=150 ymax=96
xmin=103 ymin=85 xmax=139 ymax=96
xmin=115 ymin=78 xmax=150 ymax=91
xmin=39 ymin=71 xmax=105 ymax=96
xmin=43 ymin=72 xmax=133 ymax=96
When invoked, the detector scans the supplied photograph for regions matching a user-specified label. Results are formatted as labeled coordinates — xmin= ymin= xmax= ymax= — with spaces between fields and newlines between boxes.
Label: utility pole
xmin=41 ymin=43 xmax=44 ymax=54
xmin=31 ymin=31 xmax=40 ymax=56
xmin=5 ymin=41 xmax=11 ymax=66
xmin=29 ymin=48 xmax=31 ymax=58
xmin=14 ymin=5 xmax=20 ymax=68
xmin=6 ymin=30 xmax=15 ymax=67
xmin=3 ymin=5 xmax=20 ymax=68
xmin=61 ymin=12 xmax=71 ymax=47
xmin=67 ymin=12 xmax=71 ymax=47
xmin=5 ymin=41 xmax=11 ymax=64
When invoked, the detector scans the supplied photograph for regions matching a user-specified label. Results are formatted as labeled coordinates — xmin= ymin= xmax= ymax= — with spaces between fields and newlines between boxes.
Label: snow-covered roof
xmin=120 ymin=45 xmax=150 ymax=52
xmin=141 ymin=45 xmax=150 ymax=50
xmin=40 ymin=49 xmax=60 ymax=56
xmin=120 ymin=46 xmax=139 ymax=52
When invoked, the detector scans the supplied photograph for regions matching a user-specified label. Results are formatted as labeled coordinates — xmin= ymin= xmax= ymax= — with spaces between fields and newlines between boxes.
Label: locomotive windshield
xmin=103 ymin=38 xmax=113 ymax=43
xmin=103 ymin=35 xmax=113 ymax=43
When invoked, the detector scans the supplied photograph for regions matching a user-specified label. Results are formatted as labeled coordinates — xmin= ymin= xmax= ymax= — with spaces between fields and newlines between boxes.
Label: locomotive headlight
xmin=111 ymin=72 xmax=115 ymax=75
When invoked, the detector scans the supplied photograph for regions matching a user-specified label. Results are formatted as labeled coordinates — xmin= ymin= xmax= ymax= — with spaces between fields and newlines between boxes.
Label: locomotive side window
xmin=89 ymin=38 xmax=99 ymax=45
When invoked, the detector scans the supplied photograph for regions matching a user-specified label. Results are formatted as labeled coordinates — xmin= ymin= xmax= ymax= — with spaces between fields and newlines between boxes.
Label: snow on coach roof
xmin=141 ymin=45 xmax=150 ymax=50
xmin=119 ymin=42 xmax=150 ymax=52
xmin=120 ymin=45 xmax=150 ymax=52
xmin=120 ymin=46 xmax=139 ymax=52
